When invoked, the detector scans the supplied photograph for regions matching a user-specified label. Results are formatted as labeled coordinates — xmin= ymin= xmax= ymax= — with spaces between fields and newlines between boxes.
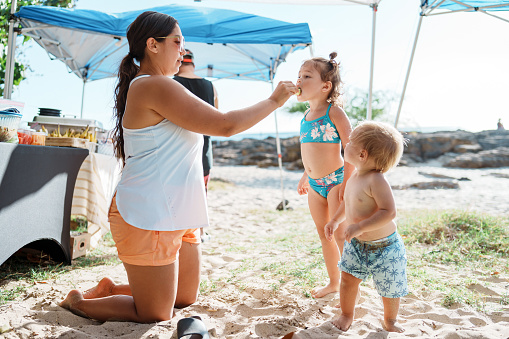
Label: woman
xmin=60 ymin=11 xmax=296 ymax=323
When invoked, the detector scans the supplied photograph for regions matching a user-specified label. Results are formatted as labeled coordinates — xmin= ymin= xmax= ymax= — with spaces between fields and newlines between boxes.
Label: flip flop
xmin=177 ymin=316 xmax=210 ymax=339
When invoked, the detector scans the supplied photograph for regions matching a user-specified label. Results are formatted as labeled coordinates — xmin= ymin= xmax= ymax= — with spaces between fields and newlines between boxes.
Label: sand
xmin=1 ymin=164 xmax=509 ymax=338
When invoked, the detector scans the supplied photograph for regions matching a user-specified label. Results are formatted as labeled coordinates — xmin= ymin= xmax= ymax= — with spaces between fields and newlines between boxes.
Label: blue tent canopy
xmin=14 ymin=4 xmax=312 ymax=82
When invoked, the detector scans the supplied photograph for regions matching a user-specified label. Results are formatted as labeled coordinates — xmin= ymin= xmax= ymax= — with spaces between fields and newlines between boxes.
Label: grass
xmin=199 ymin=207 xmax=329 ymax=298
xmin=208 ymin=177 xmax=235 ymax=191
xmin=201 ymin=208 xmax=509 ymax=313
xmin=398 ymin=209 xmax=509 ymax=311
xmin=0 ymin=231 xmax=119 ymax=306
xmin=2 ymin=208 xmax=508 ymax=314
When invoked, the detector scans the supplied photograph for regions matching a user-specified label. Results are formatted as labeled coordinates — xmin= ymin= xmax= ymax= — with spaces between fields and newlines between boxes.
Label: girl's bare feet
xmin=311 ymin=283 xmax=339 ymax=298
xmin=83 ymin=277 xmax=115 ymax=299
xmin=383 ymin=319 xmax=405 ymax=333
xmin=59 ymin=290 xmax=89 ymax=318
xmin=331 ymin=314 xmax=353 ymax=331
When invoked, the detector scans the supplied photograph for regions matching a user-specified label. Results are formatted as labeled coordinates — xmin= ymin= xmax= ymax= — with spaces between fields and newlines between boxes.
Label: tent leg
xmin=4 ymin=0 xmax=18 ymax=99
xmin=271 ymin=82 xmax=286 ymax=211
xmin=274 ymin=109 xmax=286 ymax=211
xmin=80 ymin=80 xmax=86 ymax=119
xmin=395 ymin=15 xmax=423 ymax=128
xmin=367 ymin=3 xmax=378 ymax=120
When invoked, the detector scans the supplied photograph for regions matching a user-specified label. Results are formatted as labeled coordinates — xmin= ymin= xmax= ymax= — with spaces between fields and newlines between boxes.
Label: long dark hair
xmin=113 ymin=11 xmax=178 ymax=163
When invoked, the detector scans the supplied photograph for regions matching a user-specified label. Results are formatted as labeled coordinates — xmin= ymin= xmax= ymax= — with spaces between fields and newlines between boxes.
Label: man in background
xmin=174 ymin=49 xmax=218 ymax=242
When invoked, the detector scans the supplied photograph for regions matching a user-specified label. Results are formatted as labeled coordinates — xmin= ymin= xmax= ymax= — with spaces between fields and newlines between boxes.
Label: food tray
xmin=46 ymin=137 xmax=90 ymax=150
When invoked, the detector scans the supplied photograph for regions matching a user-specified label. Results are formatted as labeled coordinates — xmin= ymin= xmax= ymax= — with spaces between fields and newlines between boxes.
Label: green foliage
xmin=0 ymin=0 xmax=76 ymax=96
xmin=344 ymin=90 xmax=394 ymax=126
xmin=286 ymin=101 xmax=308 ymax=113
xmin=399 ymin=210 xmax=509 ymax=264
xmin=399 ymin=210 xmax=509 ymax=312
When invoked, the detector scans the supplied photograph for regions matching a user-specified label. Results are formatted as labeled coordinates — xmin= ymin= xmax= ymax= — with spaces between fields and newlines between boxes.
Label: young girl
xmin=296 ymin=52 xmax=354 ymax=298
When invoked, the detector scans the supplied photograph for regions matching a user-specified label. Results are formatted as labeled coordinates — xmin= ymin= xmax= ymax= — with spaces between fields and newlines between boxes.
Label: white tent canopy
xmin=209 ymin=0 xmax=382 ymax=120
xmin=395 ymin=0 xmax=509 ymax=128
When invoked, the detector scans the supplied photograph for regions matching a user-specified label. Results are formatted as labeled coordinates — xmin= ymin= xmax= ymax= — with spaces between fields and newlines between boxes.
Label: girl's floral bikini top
xmin=300 ymin=103 xmax=341 ymax=144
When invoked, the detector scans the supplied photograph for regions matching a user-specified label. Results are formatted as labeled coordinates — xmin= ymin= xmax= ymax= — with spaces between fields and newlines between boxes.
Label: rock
xmin=256 ymin=158 xmax=278 ymax=168
xmin=404 ymin=130 xmax=477 ymax=160
xmin=417 ymin=172 xmax=458 ymax=180
xmin=443 ymin=147 xmax=509 ymax=168
xmin=393 ymin=180 xmax=460 ymax=190
xmin=487 ymin=172 xmax=509 ymax=179
xmin=276 ymin=199 xmax=290 ymax=211
xmin=285 ymin=159 xmax=304 ymax=171
xmin=211 ymin=129 xmax=509 ymax=169
xmin=454 ymin=144 xmax=482 ymax=153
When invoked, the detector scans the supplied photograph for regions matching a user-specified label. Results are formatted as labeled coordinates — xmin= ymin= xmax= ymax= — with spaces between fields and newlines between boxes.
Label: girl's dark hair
xmin=303 ymin=51 xmax=343 ymax=107
xmin=113 ymin=11 xmax=178 ymax=164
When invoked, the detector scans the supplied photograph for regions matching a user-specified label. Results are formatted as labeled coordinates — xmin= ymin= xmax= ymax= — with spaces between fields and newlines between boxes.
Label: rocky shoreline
xmin=212 ymin=129 xmax=509 ymax=169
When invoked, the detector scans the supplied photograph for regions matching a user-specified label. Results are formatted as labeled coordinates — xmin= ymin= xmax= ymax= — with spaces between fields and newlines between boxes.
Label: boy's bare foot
xmin=59 ymin=290 xmax=89 ymax=318
xmin=383 ymin=319 xmax=404 ymax=333
xmin=334 ymin=290 xmax=361 ymax=308
xmin=331 ymin=314 xmax=353 ymax=331
xmin=311 ymin=283 xmax=339 ymax=298
xmin=83 ymin=277 xmax=115 ymax=299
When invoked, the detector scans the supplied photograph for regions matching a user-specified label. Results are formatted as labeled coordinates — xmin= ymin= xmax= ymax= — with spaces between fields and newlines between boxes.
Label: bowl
xmin=0 ymin=108 xmax=22 ymax=143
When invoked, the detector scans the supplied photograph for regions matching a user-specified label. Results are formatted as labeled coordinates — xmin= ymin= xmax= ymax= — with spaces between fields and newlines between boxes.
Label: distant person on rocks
xmin=295 ymin=52 xmax=354 ymax=298
xmin=497 ymin=118 xmax=505 ymax=131
xmin=325 ymin=121 xmax=408 ymax=333
xmin=174 ymin=49 xmax=218 ymax=243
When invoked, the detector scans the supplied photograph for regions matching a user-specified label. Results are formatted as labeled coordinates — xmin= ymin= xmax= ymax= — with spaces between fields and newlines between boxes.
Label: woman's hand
xmin=269 ymin=81 xmax=299 ymax=108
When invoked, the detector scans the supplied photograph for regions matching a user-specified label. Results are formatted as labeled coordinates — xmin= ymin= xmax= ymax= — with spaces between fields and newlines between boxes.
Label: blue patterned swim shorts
xmin=339 ymin=231 xmax=408 ymax=298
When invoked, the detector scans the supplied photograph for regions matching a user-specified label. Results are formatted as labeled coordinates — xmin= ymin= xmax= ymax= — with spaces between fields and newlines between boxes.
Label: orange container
xmin=31 ymin=132 xmax=46 ymax=146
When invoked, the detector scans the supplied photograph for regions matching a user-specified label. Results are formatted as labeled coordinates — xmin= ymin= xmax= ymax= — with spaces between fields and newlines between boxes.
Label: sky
xmin=7 ymin=0 xmax=509 ymax=136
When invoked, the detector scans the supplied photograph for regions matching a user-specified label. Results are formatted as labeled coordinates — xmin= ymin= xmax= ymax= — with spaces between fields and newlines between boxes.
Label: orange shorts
xmin=108 ymin=195 xmax=200 ymax=266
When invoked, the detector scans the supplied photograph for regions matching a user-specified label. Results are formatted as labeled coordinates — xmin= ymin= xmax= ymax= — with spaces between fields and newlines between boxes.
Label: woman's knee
xmin=137 ymin=309 xmax=174 ymax=323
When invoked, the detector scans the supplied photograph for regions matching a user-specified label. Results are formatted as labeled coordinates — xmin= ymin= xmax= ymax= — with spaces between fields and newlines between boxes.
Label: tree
xmin=284 ymin=89 xmax=395 ymax=126
xmin=0 ymin=0 xmax=76 ymax=97
xmin=343 ymin=90 xmax=395 ymax=126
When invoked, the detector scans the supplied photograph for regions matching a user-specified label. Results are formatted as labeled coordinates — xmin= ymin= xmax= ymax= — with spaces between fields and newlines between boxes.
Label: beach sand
xmin=1 ymin=164 xmax=509 ymax=338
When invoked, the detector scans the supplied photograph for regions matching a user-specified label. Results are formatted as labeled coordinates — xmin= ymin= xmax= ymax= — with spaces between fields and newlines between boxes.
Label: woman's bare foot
xmin=331 ymin=314 xmax=353 ymax=331
xmin=59 ymin=290 xmax=89 ymax=318
xmin=383 ymin=319 xmax=404 ymax=333
xmin=311 ymin=283 xmax=339 ymax=298
xmin=83 ymin=277 xmax=115 ymax=299
xmin=334 ymin=290 xmax=361 ymax=308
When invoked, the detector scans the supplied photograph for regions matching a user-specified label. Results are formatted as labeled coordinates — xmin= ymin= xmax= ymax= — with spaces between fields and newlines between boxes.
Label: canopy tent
xmin=3 ymin=2 xmax=312 ymax=209
xmin=394 ymin=0 xmax=509 ymax=128
xmin=209 ymin=0 xmax=383 ymax=120
xmin=7 ymin=4 xmax=311 ymax=87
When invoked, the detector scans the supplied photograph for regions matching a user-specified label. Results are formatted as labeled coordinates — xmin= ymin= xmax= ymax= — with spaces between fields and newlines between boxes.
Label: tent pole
xmin=272 ymin=80 xmax=286 ymax=211
xmin=80 ymin=80 xmax=86 ymax=119
xmin=367 ymin=3 xmax=377 ymax=120
xmin=4 ymin=0 xmax=18 ymax=99
xmin=395 ymin=14 xmax=423 ymax=128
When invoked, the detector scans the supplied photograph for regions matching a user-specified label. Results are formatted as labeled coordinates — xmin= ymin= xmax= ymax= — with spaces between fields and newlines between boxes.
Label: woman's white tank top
xmin=114 ymin=75 xmax=209 ymax=231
